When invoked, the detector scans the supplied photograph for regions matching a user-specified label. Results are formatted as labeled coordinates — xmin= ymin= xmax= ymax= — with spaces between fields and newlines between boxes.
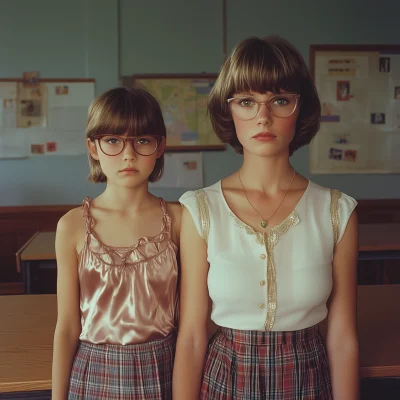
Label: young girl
xmin=52 ymin=87 xmax=181 ymax=399
xmin=173 ymin=37 xmax=359 ymax=399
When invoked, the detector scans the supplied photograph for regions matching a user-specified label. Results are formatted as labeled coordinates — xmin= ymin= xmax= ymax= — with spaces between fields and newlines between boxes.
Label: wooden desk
xmin=0 ymin=286 xmax=399 ymax=395
xmin=357 ymin=284 xmax=400 ymax=378
xmin=0 ymin=294 xmax=56 ymax=394
xmin=358 ymin=223 xmax=400 ymax=260
xmin=320 ymin=284 xmax=400 ymax=378
xmin=16 ymin=232 xmax=56 ymax=294
xmin=20 ymin=232 xmax=56 ymax=262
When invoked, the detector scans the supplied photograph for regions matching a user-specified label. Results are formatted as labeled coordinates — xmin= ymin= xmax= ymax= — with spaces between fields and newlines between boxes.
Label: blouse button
xmin=260 ymin=254 xmax=266 ymax=260
xmin=260 ymin=280 xmax=266 ymax=286
xmin=258 ymin=303 xmax=265 ymax=309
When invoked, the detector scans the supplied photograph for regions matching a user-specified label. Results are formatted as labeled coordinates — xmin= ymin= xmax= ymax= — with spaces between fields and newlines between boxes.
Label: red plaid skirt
xmin=201 ymin=325 xmax=332 ymax=400
xmin=68 ymin=331 xmax=176 ymax=400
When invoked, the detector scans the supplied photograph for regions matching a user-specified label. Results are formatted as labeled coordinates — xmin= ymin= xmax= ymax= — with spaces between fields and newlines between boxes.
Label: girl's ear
xmin=87 ymin=138 xmax=99 ymax=160
xmin=157 ymin=136 xmax=166 ymax=158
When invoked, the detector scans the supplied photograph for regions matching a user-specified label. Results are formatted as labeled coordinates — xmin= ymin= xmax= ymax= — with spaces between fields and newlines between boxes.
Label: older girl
xmin=173 ymin=37 xmax=359 ymax=400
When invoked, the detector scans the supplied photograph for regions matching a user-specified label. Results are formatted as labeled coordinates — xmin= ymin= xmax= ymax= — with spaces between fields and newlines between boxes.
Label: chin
xmin=116 ymin=177 xmax=147 ymax=189
xmin=247 ymin=146 xmax=289 ymax=158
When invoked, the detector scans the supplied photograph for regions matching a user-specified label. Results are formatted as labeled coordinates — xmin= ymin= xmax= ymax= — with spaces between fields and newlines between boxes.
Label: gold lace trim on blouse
xmin=230 ymin=210 xmax=300 ymax=331
xmin=195 ymin=189 xmax=210 ymax=244
xmin=330 ymin=189 xmax=342 ymax=246
xmin=196 ymin=188 xmax=302 ymax=332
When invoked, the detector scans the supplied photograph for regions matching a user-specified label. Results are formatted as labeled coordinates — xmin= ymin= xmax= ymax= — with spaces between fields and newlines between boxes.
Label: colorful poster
xmin=17 ymin=83 xmax=47 ymax=128
xmin=311 ymin=50 xmax=400 ymax=173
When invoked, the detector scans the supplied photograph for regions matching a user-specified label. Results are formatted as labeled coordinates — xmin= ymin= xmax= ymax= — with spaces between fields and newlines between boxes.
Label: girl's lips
xmin=120 ymin=167 xmax=138 ymax=172
xmin=252 ymin=132 xmax=277 ymax=141
xmin=120 ymin=168 xmax=138 ymax=174
xmin=253 ymin=132 xmax=276 ymax=139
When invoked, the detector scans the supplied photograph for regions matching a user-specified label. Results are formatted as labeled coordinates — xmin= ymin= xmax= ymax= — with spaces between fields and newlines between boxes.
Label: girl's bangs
xmin=89 ymin=98 xmax=160 ymax=138
xmin=230 ymin=48 xmax=302 ymax=96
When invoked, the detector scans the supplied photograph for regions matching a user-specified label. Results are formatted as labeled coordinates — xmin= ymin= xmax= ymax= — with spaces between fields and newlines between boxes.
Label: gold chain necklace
xmin=238 ymin=168 xmax=296 ymax=229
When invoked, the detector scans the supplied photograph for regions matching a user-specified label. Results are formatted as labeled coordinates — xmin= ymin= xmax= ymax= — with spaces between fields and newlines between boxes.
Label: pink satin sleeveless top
xmin=78 ymin=197 xmax=179 ymax=345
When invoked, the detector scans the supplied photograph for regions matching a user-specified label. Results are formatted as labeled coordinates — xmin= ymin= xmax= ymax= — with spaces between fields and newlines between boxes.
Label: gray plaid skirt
xmin=68 ymin=331 xmax=176 ymax=400
xmin=201 ymin=325 xmax=333 ymax=400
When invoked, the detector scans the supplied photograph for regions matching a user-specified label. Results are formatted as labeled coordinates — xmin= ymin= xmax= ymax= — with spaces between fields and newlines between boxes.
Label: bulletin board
xmin=0 ymin=78 xmax=95 ymax=158
xmin=309 ymin=45 xmax=400 ymax=174
xmin=122 ymin=74 xmax=225 ymax=151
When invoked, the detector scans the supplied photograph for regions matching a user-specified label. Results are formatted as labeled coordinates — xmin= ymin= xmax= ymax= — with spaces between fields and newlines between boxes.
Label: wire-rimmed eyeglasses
xmin=227 ymin=93 xmax=300 ymax=120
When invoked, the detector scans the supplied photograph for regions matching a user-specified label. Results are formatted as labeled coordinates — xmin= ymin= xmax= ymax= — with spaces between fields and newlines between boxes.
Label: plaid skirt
xmin=68 ymin=331 xmax=176 ymax=400
xmin=201 ymin=325 xmax=333 ymax=400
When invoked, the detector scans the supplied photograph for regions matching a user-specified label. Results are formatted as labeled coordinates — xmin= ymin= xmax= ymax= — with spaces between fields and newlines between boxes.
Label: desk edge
xmin=0 ymin=379 xmax=51 ymax=393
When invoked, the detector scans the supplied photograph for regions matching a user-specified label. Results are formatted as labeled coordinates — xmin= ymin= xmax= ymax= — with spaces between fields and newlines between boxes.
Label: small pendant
xmin=260 ymin=220 xmax=268 ymax=229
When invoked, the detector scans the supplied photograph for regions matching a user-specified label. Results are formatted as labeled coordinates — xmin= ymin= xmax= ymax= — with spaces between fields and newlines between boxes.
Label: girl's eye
xmin=107 ymin=138 xmax=121 ymax=144
xmin=136 ymin=138 xmax=150 ymax=145
xmin=100 ymin=136 xmax=121 ymax=144
xmin=272 ymin=97 xmax=290 ymax=106
xmin=238 ymin=98 xmax=255 ymax=107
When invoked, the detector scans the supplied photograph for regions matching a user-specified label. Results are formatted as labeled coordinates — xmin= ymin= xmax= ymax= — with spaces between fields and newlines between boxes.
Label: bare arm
xmin=167 ymin=202 xmax=182 ymax=247
xmin=172 ymin=207 xmax=210 ymax=400
xmin=51 ymin=211 xmax=82 ymax=400
xmin=326 ymin=211 xmax=359 ymax=399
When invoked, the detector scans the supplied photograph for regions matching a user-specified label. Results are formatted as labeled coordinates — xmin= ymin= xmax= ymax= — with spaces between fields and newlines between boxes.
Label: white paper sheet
xmin=0 ymin=82 xmax=17 ymax=99
xmin=0 ymin=128 xmax=29 ymax=159
xmin=150 ymin=153 xmax=203 ymax=188
xmin=0 ymin=98 xmax=17 ymax=128
xmin=0 ymin=84 xmax=18 ymax=129
xmin=48 ymin=106 xmax=89 ymax=132
xmin=46 ymin=82 xmax=95 ymax=107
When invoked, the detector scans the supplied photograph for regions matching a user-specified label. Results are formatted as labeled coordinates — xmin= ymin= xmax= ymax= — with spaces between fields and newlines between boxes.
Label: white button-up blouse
xmin=179 ymin=180 xmax=357 ymax=332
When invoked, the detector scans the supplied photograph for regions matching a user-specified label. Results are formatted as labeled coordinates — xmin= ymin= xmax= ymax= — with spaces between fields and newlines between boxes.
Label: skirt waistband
xmin=219 ymin=325 xmax=320 ymax=346
xmin=79 ymin=330 xmax=176 ymax=354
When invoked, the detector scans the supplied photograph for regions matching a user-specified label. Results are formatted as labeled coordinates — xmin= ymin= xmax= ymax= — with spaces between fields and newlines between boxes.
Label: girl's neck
xmin=240 ymin=152 xmax=294 ymax=194
xmin=99 ymin=181 xmax=156 ymax=212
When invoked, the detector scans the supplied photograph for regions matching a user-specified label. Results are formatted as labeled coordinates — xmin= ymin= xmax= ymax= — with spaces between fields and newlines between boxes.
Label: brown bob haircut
xmin=86 ymin=87 xmax=166 ymax=183
xmin=208 ymin=36 xmax=321 ymax=156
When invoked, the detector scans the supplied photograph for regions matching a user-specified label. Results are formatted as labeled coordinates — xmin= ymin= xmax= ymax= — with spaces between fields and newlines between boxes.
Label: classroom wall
xmin=0 ymin=0 xmax=399 ymax=206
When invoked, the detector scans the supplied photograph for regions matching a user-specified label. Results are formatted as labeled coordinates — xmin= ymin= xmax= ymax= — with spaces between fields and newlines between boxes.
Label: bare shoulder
xmin=57 ymin=207 xmax=84 ymax=234
xmin=57 ymin=206 xmax=86 ymax=254
xmin=295 ymin=173 xmax=310 ymax=189
xmin=166 ymin=201 xmax=182 ymax=245
xmin=167 ymin=201 xmax=182 ymax=221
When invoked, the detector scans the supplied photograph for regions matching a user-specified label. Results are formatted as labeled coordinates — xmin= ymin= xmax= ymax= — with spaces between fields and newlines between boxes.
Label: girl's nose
xmin=122 ymin=140 xmax=137 ymax=161
xmin=256 ymin=102 xmax=272 ymax=125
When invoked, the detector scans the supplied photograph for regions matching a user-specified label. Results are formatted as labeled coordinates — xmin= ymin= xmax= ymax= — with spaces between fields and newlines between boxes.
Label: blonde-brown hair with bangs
xmin=86 ymin=87 xmax=166 ymax=183
xmin=208 ymin=36 xmax=321 ymax=156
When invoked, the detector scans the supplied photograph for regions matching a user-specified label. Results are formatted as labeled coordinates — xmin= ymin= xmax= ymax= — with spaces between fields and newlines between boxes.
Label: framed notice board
xmin=0 ymin=78 xmax=95 ymax=158
xmin=309 ymin=45 xmax=400 ymax=174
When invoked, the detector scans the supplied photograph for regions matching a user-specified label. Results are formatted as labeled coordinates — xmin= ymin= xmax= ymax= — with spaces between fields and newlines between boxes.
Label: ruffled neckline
xmin=80 ymin=197 xmax=177 ymax=268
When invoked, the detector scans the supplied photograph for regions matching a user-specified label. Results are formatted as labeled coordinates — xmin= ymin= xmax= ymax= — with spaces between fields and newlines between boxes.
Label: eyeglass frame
xmin=226 ymin=93 xmax=300 ymax=120
xmin=91 ymin=134 xmax=163 ymax=157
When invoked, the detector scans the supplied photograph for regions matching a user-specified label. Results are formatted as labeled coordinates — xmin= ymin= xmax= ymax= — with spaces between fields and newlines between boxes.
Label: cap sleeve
xmin=337 ymin=192 xmax=358 ymax=243
xmin=179 ymin=190 xmax=205 ymax=240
